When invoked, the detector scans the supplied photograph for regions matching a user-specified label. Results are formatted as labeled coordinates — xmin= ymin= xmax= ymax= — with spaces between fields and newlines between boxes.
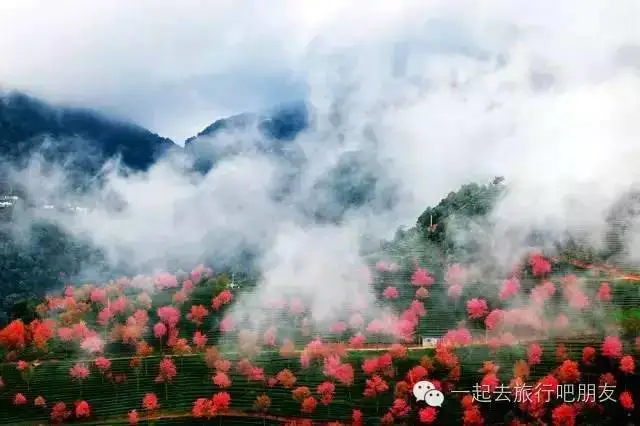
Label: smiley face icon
xmin=424 ymin=389 xmax=444 ymax=407
xmin=412 ymin=380 xmax=435 ymax=402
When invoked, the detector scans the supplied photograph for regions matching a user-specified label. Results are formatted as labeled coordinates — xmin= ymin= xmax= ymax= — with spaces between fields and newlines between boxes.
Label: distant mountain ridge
xmin=0 ymin=91 xmax=176 ymax=176
xmin=183 ymin=102 xmax=309 ymax=174
xmin=184 ymin=101 xmax=308 ymax=146
xmin=0 ymin=91 xmax=307 ymax=324
xmin=0 ymin=91 xmax=310 ymax=183
xmin=0 ymin=92 xmax=396 ymax=223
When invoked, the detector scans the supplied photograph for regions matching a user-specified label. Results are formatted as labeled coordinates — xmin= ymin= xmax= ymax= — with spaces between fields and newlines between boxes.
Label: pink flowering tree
xmin=155 ymin=356 xmax=177 ymax=401
xmin=69 ymin=363 xmax=90 ymax=398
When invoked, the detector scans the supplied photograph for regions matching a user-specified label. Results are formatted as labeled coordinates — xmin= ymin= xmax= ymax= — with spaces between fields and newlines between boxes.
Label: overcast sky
xmin=0 ymin=0 xmax=427 ymax=142
xmin=3 ymin=0 xmax=637 ymax=144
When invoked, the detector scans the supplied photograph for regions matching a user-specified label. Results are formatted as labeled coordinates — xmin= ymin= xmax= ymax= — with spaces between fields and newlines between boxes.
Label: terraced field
xmin=0 ymin=256 xmax=638 ymax=425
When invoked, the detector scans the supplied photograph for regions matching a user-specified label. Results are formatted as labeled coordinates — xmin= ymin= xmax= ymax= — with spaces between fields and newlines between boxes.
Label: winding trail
xmin=566 ymin=258 xmax=640 ymax=281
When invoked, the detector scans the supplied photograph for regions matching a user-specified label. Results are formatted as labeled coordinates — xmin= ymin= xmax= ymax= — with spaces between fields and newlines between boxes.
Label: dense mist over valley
xmin=2 ymin=1 xmax=640 ymax=327
xmin=2 ymin=3 xmax=640 ymax=425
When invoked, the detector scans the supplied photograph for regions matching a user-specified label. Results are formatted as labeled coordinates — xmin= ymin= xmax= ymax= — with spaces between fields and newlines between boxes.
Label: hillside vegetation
xmin=1 ymin=180 xmax=639 ymax=424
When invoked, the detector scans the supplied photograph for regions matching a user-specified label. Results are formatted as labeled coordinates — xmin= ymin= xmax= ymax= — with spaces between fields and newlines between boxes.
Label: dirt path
xmin=565 ymin=258 xmax=640 ymax=281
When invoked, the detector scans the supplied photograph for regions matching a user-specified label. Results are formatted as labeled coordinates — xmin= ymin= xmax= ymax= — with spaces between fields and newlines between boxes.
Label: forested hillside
xmin=0 ymin=92 xmax=637 ymax=332
xmin=0 ymin=91 xmax=176 ymax=173
xmin=2 ymin=174 xmax=633 ymax=328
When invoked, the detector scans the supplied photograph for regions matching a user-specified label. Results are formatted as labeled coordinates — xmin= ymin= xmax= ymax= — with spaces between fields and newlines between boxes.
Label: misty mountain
xmin=0 ymin=91 xmax=387 ymax=222
xmin=184 ymin=102 xmax=400 ymax=223
xmin=0 ymin=91 xmax=308 ymax=185
xmin=0 ymin=89 xmax=393 ymax=224
xmin=183 ymin=102 xmax=309 ymax=174
xmin=185 ymin=101 xmax=308 ymax=145
xmin=0 ymin=91 xmax=178 ymax=322
xmin=0 ymin=91 xmax=176 ymax=181
xmin=603 ymin=186 xmax=640 ymax=263
xmin=0 ymin=92 xmax=381 ymax=322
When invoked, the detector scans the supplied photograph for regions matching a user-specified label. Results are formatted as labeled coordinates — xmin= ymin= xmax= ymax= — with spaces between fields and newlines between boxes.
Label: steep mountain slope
xmin=0 ymin=91 xmax=179 ymax=322
xmin=183 ymin=102 xmax=308 ymax=174
xmin=184 ymin=101 xmax=308 ymax=146
xmin=0 ymin=91 xmax=176 ymax=176
xmin=183 ymin=102 xmax=399 ymax=223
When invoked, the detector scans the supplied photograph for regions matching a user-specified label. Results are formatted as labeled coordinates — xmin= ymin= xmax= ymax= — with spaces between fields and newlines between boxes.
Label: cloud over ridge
xmin=3 ymin=0 xmax=640 ymax=326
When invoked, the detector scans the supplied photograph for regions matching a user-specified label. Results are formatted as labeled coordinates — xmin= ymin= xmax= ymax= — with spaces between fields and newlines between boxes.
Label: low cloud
xmin=3 ymin=0 xmax=640 ymax=335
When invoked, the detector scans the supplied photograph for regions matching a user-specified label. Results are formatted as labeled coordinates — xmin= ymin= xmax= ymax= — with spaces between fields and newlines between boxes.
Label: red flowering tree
xmin=155 ymin=356 xmax=177 ymax=400
xmin=0 ymin=320 xmax=27 ymax=352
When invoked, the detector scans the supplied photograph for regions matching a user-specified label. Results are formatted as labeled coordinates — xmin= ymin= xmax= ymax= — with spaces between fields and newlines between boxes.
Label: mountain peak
xmin=184 ymin=112 xmax=259 ymax=146
xmin=182 ymin=102 xmax=309 ymax=174
xmin=184 ymin=102 xmax=308 ymax=146
xmin=0 ymin=90 xmax=177 ymax=173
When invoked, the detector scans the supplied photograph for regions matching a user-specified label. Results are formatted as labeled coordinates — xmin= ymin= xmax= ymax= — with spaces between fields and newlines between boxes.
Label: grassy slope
xmin=1 ymin=336 xmax=624 ymax=425
xmin=1 ymin=261 xmax=639 ymax=424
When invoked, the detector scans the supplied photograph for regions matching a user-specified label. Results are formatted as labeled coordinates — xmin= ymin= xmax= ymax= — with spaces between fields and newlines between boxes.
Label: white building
xmin=421 ymin=336 xmax=442 ymax=347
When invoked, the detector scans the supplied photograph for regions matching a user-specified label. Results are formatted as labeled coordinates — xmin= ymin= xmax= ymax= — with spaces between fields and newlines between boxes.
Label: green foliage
xmin=213 ymin=274 xmax=231 ymax=295
xmin=612 ymin=282 xmax=640 ymax=307
xmin=615 ymin=308 xmax=640 ymax=337
xmin=0 ymin=223 xmax=107 ymax=325
xmin=0 ymin=91 xmax=175 ymax=172
xmin=416 ymin=180 xmax=504 ymax=231
xmin=600 ymin=188 xmax=640 ymax=261
xmin=379 ymin=178 xmax=505 ymax=268
xmin=7 ymin=297 xmax=39 ymax=324
xmin=200 ymin=275 xmax=231 ymax=298
xmin=378 ymin=175 xmax=636 ymax=270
